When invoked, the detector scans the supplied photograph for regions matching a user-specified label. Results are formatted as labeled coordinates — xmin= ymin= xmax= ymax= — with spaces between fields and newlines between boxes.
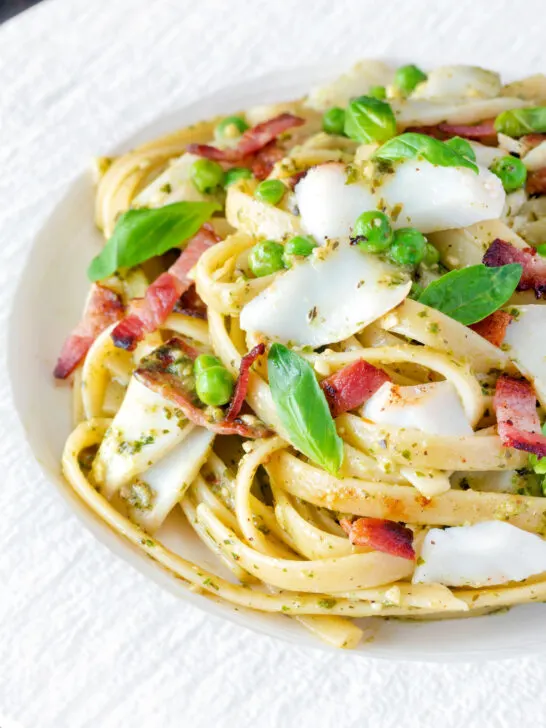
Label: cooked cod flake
xmin=295 ymin=160 xmax=504 ymax=239
xmin=413 ymin=521 xmax=546 ymax=587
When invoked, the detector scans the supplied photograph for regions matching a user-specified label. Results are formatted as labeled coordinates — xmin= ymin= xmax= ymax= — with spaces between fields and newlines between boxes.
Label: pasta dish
xmin=57 ymin=60 xmax=546 ymax=649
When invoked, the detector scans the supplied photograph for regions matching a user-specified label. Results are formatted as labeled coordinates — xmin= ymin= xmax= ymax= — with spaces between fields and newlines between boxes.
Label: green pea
xmin=489 ymin=155 xmax=528 ymax=192
xmin=368 ymin=85 xmax=387 ymax=100
xmin=254 ymin=179 xmax=286 ymax=206
xmin=389 ymin=228 xmax=427 ymax=267
xmin=352 ymin=210 xmax=394 ymax=253
xmin=283 ymin=235 xmax=317 ymax=267
xmin=215 ymin=115 xmax=249 ymax=139
xmin=536 ymin=244 xmax=546 ymax=258
xmin=224 ymin=167 xmax=253 ymax=187
xmin=422 ymin=242 xmax=441 ymax=268
xmin=248 ymin=240 xmax=285 ymax=277
xmin=444 ymin=136 xmax=476 ymax=161
xmin=322 ymin=107 xmax=346 ymax=135
xmin=190 ymin=159 xmax=225 ymax=193
xmin=196 ymin=366 xmax=234 ymax=407
xmin=194 ymin=354 xmax=222 ymax=377
xmin=394 ymin=64 xmax=428 ymax=96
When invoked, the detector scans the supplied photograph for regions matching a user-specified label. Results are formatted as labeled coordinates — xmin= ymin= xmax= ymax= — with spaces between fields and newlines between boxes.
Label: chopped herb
xmin=317 ymin=598 xmax=337 ymax=609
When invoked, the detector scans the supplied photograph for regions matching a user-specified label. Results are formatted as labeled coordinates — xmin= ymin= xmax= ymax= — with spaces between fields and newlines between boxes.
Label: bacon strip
xmin=437 ymin=118 xmax=496 ymax=140
xmin=527 ymin=167 xmax=546 ymax=195
xmin=320 ymin=360 xmax=390 ymax=417
xmin=469 ymin=311 xmax=512 ymax=347
xmin=111 ymin=225 xmax=219 ymax=351
xmin=187 ymin=113 xmax=305 ymax=163
xmin=173 ymin=285 xmax=208 ymax=320
xmin=225 ymin=343 xmax=265 ymax=421
xmin=494 ymin=375 xmax=546 ymax=457
xmin=135 ymin=337 xmax=270 ymax=439
xmin=407 ymin=119 xmax=497 ymax=143
xmin=483 ymin=238 xmax=546 ymax=298
xmin=249 ymin=141 xmax=285 ymax=181
xmin=340 ymin=517 xmax=415 ymax=560
xmin=54 ymin=285 xmax=124 ymax=379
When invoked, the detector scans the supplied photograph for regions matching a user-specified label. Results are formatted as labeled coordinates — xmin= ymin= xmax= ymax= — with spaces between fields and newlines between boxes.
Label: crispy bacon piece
xmin=225 ymin=343 xmax=265 ymax=422
xmin=437 ymin=118 xmax=496 ymax=141
xmin=320 ymin=360 xmax=390 ymax=417
xmin=340 ymin=517 xmax=415 ymax=560
xmin=187 ymin=113 xmax=305 ymax=163
xmin=405 ymin=125 xmax=448 ymax=140
xmin=173 ymin=285 xmax=207 ymax=319
xmin=494 ymin=375 xmax=546 ymax=457
xmin=249 ymin=141 xmax=285 ymax=181
xmin=469 ymin=311 xmax=512 ymax=347
xmin=54 ymin=285 xmax=124 ymax=379
xmin=135 ymin=337 xmax=270 ymax=439
xmin=483 ymin=238 xmax=546 ymax=298
xmin=407 ymin=119 xmax=497 ymax=144
xmin=111 ymin=225 xmax=219 ymax=350
xmin=527 ymin=167 xmax=546 ymax=195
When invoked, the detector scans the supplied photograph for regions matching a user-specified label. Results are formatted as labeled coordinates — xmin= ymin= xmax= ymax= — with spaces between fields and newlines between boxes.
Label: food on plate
xmin=58 ymin=60 xmax=546 ymax=649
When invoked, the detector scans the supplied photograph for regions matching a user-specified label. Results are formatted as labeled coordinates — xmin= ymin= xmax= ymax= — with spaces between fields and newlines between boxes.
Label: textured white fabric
xmin=1 ymin=0 xmax=546 ymax=726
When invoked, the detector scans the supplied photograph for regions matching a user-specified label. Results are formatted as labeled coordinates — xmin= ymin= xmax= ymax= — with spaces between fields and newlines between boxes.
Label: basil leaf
xmin=373 ymin=132 xmax=478 ymax=174
xmin=494 ymin=107 xmax=546 ymax=138
xmin=268 ymin=343 xmax=344 ymax=475
xmin=88 ymin=201 xmax=220 ymax=281
xmin=344 ymin=96 xmax=397 ymax=144
xmin=418 ymin=263 xmax=522 ymax=325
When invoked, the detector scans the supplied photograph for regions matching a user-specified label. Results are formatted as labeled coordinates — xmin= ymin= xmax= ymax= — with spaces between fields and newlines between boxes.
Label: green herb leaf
xmin=88 ymin=201 xmax=220 ymax=281
xmin=373 ymin=132 xmax=478 ymax=174
xmin=494 ymin=107 xmax=546 ymax=138
xmin=344 ymin=96 xmax=397 ymax=144
xmin=418 ymin=264 xmax=522 ymax=325
xmin=267 ymin=343 xmax=344 ymax=475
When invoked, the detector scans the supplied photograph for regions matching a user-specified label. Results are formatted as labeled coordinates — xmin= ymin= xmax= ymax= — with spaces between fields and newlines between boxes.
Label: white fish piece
xmin=295 ymin=162 xmax=504 ymax=239
xmin=239 ymin=242 xmax=411 ymax=348
xmin=93 ymin=378 xmax=190 ymax=498
xmin=379 ymin=160 xmax=504 ymax=232
xmin=392 ymin=96 xmax=527 ymax=128
xmin=468 ymin=141 xmax=505 ymax=168
xmin=503 ymin=305 xmax=546 ymax=405
xmin=128 ymin=426 xmax=215 ymax=533
xmin=523 ymin=140 xmax=546 ymax=171
xmin=295 ymin=163 xmax=374 ymax=240
xmin=306 ymin=60 xmax=393 ymax=111
xmin=411 ymin=65 xmax=501 ymax=100
xmin=362 ymin=381 xmax=473 ymax=437
xmin=413 ymin=521 xmax=546 ymax=587
xmin=134 ymin=152 xmax=208 ymax=207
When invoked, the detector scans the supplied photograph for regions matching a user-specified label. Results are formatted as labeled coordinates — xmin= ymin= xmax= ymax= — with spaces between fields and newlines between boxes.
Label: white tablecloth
xmin=1 ymin=1 xmax=546 ymax=725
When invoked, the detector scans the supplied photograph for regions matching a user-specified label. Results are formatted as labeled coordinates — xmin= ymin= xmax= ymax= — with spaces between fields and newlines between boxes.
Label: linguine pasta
xmin=57 ymin=60 xmax=546 ymax=649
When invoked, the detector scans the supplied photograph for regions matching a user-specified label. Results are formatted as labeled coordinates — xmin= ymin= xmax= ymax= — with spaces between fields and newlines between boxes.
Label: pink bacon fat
xmin=483 ymin=238 xmax=546 ymax=298
xmin=469 ymin=310 xmax=512 ymax=348
xmin=494 ymin=375 xmax=546 ymax=457
xmin=187 ymin=113 xmax=305 ymax=162
xmin=135 ymin=337 xmax=270 ymax=439
xmin=54 ymin=285 xmax=124 ymax=379
xmin=320 ymin=360 xmax=390 ymax=418
xmin=111 ymin=224 xmax=220 ymax=351
xmin=340 ymin=517 xmax=415 ymax=561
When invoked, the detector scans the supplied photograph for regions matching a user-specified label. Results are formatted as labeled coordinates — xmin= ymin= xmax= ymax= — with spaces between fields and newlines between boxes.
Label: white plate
xmin=8 ymin=62 xmax=546 ymax=661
